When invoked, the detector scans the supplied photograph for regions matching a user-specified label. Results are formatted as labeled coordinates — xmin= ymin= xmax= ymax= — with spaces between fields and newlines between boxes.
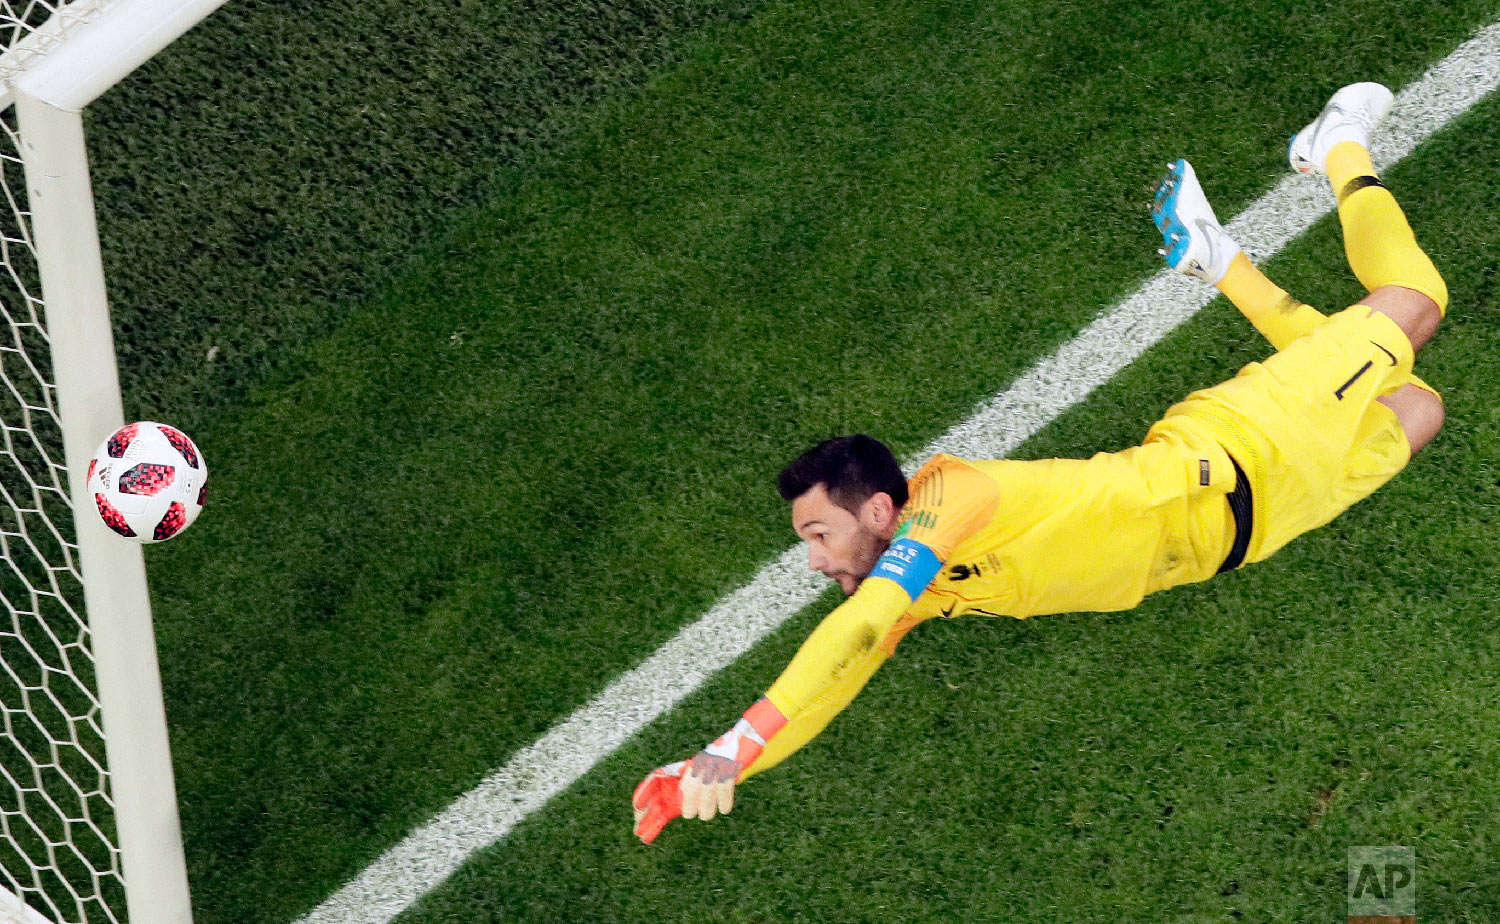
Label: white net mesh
xmin=0 ymin=4 xmax=124 ymax=923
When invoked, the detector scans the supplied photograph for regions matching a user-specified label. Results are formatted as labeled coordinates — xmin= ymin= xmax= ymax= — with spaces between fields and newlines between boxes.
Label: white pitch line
xmin=297 ymin=20 xmax=1500 ymax=924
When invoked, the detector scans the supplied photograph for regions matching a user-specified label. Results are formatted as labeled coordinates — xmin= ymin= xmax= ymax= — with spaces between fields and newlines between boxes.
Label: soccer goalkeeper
xmin=634 ymin=82 xmax=1447 ymax=843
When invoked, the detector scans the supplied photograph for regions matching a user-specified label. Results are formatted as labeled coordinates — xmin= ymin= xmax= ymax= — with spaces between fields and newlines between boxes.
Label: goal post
xmin=0 ymin=1 xmax=225 ymax=922
xmin=11 ymin=0 xmax=229 ymax=113
xmin=15 ymin=92 xmax=188 ymax=924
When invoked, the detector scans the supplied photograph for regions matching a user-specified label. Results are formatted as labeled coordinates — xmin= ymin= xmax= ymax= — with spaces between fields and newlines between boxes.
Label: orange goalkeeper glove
xmin=633 ymin=699 xmax=788 ymax=843
xmin=632 ymin=759 xmax=689 ymax=844
xmin=631 ymin=754 xmax=744 ymax=843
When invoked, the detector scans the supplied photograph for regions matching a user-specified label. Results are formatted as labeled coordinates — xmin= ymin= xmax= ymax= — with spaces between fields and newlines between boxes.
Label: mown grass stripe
xmin=297 ymin=18 xmax=1500 ymax=924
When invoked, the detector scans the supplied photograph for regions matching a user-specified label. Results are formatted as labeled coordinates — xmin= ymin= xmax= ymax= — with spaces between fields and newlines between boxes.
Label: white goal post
xmin=0 ymin=2 xmax=224 ymax=923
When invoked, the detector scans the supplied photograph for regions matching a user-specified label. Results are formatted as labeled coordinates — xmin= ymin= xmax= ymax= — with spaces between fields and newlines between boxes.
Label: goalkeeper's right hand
xmin=632 ymin=759 xmax=689 ymax=844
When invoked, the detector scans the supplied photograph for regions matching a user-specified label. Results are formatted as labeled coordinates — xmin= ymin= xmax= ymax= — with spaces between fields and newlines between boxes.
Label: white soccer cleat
xmin=1151 ymin=158 xmax=1241 ymax=284
xmin=1287 ymin=81 xmax=1395 ymax=175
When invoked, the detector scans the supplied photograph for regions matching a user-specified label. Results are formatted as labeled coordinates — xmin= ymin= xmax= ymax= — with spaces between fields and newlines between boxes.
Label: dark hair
xmin=777 ymin=435 xmax=907 ymax=513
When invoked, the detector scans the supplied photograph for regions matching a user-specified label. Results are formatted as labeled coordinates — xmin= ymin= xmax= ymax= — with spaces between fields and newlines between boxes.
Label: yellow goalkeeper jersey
xmin=907 ymin=426 xmax=1238 ymax=623
xmin=746 ymin=305 xmax=1420 ymax=781
xmin=750 ymin=412 xmax=1241 ymax=777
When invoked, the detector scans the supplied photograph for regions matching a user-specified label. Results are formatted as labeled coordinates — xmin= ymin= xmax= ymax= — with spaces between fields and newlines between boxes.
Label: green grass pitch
xmin=76 ymin=0 xmax=1500 ymax=921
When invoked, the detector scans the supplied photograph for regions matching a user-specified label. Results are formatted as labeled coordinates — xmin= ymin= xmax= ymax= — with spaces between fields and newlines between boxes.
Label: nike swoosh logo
xmin=1371 ymin=341 xmax=1398 ymax=366
xmin=939 ymin=602 xmax=957 ymax=617
xmin=1194 ymin=218 xmax=1220 ymax=274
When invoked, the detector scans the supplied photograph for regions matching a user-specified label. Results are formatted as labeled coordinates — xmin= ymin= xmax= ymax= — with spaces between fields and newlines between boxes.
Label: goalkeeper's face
xmin=791 ymin=484 xmax=896 ymax=596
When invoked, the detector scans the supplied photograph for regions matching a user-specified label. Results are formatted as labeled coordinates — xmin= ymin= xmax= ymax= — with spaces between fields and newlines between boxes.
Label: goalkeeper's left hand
xmin=634 ymin=699 xmax=783 ymax=843
xmin=631 ymin=753 xmax=744 ymax=843
xmin=678 ymin=752 xmax=741 ymax=821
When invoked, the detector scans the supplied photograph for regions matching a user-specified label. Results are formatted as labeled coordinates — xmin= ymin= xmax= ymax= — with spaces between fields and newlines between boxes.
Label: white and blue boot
xmin=1287 ymin=82 xmax=1394 ymax=175
xmin=1151 ymin=158 xmax=1241 ymax=285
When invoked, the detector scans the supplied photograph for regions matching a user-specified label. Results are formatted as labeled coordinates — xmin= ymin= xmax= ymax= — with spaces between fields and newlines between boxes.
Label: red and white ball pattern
xmin=87 ymin=422 xmax=207 ymax=543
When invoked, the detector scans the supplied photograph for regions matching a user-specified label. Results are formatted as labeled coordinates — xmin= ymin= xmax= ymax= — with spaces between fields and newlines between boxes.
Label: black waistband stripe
xmin=1217 ymin=454 xmax=1253 ymax=574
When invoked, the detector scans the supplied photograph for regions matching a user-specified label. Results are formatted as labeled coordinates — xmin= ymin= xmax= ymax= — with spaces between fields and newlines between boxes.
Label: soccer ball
xmin=87 ymin=422 xmax=207 ymax=543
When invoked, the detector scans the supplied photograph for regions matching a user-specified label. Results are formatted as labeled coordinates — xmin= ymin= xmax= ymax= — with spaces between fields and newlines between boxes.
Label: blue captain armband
xmin=871 ymin=538 xmax=944 ymax=601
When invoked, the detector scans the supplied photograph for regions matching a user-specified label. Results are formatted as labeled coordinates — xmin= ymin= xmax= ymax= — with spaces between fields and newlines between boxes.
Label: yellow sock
xmin=1217 ymin=252 xmax=1328 ymax=350
xmin=1326 ymin=142 xmax=1448 ymax=314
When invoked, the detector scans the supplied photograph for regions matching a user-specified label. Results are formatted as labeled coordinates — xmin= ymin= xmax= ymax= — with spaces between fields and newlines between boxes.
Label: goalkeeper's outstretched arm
xmin=744 ymin=634 xmax=897 ymax=779
xmin=633 ymin=453 xmax=996 ymax=842
xmin=633 ymin=576 xmax=921 ymax=843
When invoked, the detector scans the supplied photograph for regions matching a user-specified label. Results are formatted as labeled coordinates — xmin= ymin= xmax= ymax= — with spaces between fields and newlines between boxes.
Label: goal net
xmin=0 ymin=12 xmax=125 ymax=917
xmin=0 ymin=2 xmax=223 ymax=922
